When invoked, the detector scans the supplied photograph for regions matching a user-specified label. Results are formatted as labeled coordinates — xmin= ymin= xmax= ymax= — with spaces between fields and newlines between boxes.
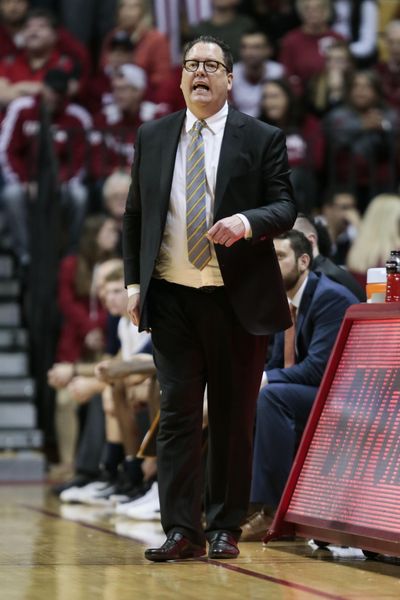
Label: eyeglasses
xmin=183 ymin=59 xmax=228 ymax=73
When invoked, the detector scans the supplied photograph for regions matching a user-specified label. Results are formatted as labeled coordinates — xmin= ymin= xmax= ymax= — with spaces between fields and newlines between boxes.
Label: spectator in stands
xmin=346 ymin=193 xmax=400 ymax=288
xmin=51 ymin=216 xmax=119 ymax=474
xmin=294 ymin=213 xmax=365 ymax=300
xmin=245 ymin=0 xmax=300 ymax=50
xmin=323 ymin=70 xmax=398 ymax=211
xmin=258 ymin=78 xmax=325 ymax=213
xmin=75 ymin=265 xmax=157 ymax=507
xmin=231 ymin=29 xmax=285 ymax=117
xmin=55 ymin=263 xmax=158 ymax=510
xmin=331 ymin=0 xmax=378 ymax=67
xmin=48 ymin=256 xmax=122 ymax=486
xmin=0 ymin=0 xmax=28 ymax=58
xmin=102 ymin=170 xmax=131 ymax=230
xmin=0 ymin=68 xmax=92 ymax=267
xmin=188 ymin=0 xmax=256 ymax=62
xmin=0 ymin=7 xmax=89 ymax=107
xmin=320 ymin=187 xmax=361 ymax=265
xmin=241 ymin=230 xmax=358 ymax=540
xmin=89 ymin=64 xmax=167 ymax=183
xmin=86 ymin=30 xmax=136 ymax=113
xmin=376 ymin=20 xmax=400 ymax=113
xmin=100 ymin=0 xmax=171 ymax=103
xmin=307 ymin=39 xmax=354 ymax=117
xmin=279 ymin=0 xmax=344 ymax=94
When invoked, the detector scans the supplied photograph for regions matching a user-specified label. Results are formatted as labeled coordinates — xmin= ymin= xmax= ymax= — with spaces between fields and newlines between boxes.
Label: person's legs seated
xmin=61 ymin=180 xmax=88 ymax=254
xmin=241 ymin=382 xmax=317 ymax=541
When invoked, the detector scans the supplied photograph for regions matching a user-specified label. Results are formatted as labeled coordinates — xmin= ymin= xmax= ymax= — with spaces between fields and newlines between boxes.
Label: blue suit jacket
xmin=267 ymin=271 xmax=359 ymax=387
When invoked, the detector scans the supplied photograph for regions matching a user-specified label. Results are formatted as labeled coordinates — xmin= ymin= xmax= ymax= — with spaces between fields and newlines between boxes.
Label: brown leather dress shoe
xmin=208 ymin=532 xmax=240 ymax=559
xmin=144 ymin=532 xmax=206 ymax=562
xmin=240 ymin=510 xmax=274 ymax=542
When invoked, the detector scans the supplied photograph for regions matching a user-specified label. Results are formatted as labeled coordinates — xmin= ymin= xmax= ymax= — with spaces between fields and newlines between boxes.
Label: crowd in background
xmin=1 ymin=0 xmax=400 ymax=497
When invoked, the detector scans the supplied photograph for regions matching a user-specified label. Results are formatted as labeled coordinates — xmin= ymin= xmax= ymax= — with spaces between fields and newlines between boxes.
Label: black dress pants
xmin=148 ymin=278 xmax=268 ymax=546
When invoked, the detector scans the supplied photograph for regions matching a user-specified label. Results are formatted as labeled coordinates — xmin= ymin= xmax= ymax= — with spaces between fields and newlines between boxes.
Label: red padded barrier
xmin=263 ymin=304 xmax=400 ymax=557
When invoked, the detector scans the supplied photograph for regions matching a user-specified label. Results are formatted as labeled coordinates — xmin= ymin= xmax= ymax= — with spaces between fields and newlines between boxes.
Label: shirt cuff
xmin=236 ymin=213 xmax=252 ymax=239
xmin=127 ymin=284 xmax=140 ymax=297
xmin=260 ymin=371 xmax=268 ymax=388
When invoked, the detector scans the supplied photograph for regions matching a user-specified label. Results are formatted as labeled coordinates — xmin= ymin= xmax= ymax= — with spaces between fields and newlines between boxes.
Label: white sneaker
xmin=124 ymin=487 xmax=160 ymax=520
xmin=125 ymin=502 xmax=161 ymax=521
xmin=60 ymin=481 xmax=105 ymax=503
xmin=115 ymin=482 xmax=158 ymax=516
xmin=79 ymin=480 xmax=118 ymax=506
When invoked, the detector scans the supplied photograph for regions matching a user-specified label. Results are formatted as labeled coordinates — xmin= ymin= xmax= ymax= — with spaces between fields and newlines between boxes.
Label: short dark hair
xmin=183 ymin=35 xmax=233 ymax=73
xmin=277 ymin=230 xmax=313 ymax=265
xmin=26 ymin=7 xmax=58 ymax=28
xmin=323 ymin=186 xmax=356 ymax=207
xmin=241 ymin=29 xmax=269 ymax=42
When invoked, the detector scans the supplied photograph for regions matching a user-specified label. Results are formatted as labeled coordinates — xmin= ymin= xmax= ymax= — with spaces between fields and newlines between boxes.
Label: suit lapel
xmin=296 ymin=272 xmax=319 ymax=341
xmin=159 ymin=110 xmax=186 ymax=223
xmin=296 ymin=272 xmax=319 ymax=339
xmin=214 ymin=107 xmax=245 ymax=217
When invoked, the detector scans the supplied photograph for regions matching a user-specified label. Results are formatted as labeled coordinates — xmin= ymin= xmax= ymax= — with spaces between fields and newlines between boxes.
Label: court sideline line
xmin=21 ymin=504 xmax=349 ymax=600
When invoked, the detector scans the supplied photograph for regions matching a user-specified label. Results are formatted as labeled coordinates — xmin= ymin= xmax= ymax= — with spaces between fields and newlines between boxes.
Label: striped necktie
xmin=186 ymin=119 xmax=211 ymax=270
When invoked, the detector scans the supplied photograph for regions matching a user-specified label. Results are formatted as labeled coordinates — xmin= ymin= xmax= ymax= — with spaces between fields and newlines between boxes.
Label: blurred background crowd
xmin=1 ymin=0 xmax=400 ymax=483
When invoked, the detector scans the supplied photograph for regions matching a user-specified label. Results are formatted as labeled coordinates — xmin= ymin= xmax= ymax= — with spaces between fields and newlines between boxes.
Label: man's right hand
xmin=127 ymin=293 xmax=140 ymax=326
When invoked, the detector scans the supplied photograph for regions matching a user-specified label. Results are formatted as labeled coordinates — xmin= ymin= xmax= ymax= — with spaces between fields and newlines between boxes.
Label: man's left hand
xmin=207 ymin=216 xmax=245 ymax=247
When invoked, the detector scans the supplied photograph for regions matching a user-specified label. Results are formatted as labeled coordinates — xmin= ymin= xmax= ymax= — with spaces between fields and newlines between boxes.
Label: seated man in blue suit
xmin=242 ymin=230 xmax=359 ymax=540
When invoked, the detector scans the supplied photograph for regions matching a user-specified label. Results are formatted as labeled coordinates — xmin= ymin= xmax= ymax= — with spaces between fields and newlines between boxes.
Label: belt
xmin=152 ymin=279 xmax=223 ymax=294
xmin=198 ymin=285 xmax=222 ymax=293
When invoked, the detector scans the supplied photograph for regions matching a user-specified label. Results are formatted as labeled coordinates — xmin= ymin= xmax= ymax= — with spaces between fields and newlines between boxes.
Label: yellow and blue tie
xmin=186 ymin=120 xmax=212 ymax=270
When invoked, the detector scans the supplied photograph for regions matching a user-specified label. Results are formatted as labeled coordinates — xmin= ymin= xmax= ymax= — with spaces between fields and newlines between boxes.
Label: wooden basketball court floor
xmin=1 ymin=484 xmax=399 ymax=600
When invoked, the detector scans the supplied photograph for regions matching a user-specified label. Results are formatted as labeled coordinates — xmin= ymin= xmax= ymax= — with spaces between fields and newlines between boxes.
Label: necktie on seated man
xmin=186 ymin=120 xmax=212 ymax=269
xmin=284 ymin=303 xmax=297 ymax=368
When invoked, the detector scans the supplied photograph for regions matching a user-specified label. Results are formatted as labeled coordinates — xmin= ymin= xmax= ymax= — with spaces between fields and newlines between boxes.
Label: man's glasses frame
xmin=183 ymin=59 xmax=229 ymax=73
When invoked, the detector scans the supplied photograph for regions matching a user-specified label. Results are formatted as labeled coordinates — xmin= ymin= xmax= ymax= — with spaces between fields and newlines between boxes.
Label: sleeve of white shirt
xmin=236 ymin=213 xmax=252 ymax=239
xmin=127 ymin=284 xmax=140 ymax=297
xmin=349 ymin=1 xmax=377 ymax=58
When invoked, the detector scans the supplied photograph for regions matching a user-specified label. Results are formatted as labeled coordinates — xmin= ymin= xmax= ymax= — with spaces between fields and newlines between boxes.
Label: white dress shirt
xmin=128 ymin=101 xmax=251 ymax=295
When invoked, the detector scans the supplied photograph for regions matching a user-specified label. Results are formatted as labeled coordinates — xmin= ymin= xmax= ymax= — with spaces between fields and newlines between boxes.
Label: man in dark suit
xmin=294 ymin=213 xmax=366 ymax=301
xmin=242 ymin=230 xmax=358 ymax=541
xmin=122 ymin=35 xmax=296 ymax=561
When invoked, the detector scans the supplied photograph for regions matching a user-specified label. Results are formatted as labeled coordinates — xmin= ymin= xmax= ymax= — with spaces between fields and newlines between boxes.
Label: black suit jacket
xmin=123 ymin=106 xmax=297 ymax=335
xmin=312 ymin=254 xmax=366 ymax=301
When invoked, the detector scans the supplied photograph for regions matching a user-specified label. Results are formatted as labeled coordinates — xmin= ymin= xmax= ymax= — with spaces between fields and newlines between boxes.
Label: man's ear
xmin=298 ymin=253 xmax=310 ymax=273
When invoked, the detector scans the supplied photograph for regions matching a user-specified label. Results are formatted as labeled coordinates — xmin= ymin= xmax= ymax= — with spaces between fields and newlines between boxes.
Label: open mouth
xmin=192 ymin=82 xmax=210 ymax=91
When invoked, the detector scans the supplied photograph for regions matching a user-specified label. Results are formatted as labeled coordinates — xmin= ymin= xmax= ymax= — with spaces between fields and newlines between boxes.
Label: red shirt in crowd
xmin=101 ymin=28 xmax=171 ymax=103
xmin=56 ymin=255 xmax=107 ymax=363
xmin=375 ymin=61 xmax=400 ymax=113
xmin=0 ymin=94 xmax=92 ymax=184
xmin=285 ymin=115 xmax=325 ymax=172
xmin=0 ymin=48 xmax=75 ymax=84
xmin=279 ymin=28 xmax=344 ymax=93
xmin=0 ymin=25 xmax=90 ymax=93
xmin=89 ymin=101 xmax=168 ymax=180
